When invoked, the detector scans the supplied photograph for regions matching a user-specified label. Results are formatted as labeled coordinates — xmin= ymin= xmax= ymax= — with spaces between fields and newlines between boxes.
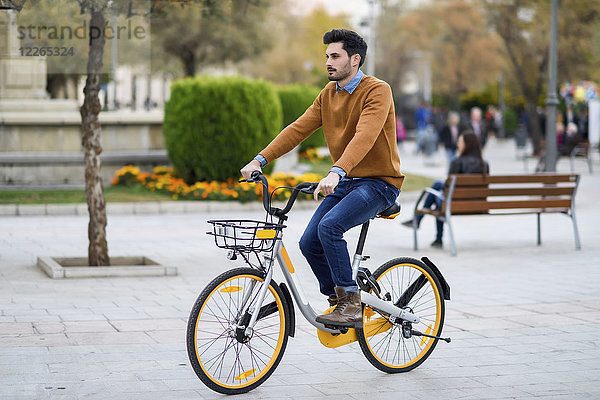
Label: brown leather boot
xmin=316 ymin=287 xmax=362 ymax=327
xmin=327 ymin=294 xmax=338 ymax=307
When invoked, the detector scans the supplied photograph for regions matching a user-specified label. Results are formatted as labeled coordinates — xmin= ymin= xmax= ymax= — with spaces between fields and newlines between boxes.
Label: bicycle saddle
xmin=378 ymin=201 xmax=401 ymax=219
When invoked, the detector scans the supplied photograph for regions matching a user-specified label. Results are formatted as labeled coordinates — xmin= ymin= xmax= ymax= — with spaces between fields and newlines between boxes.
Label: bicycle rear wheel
xmin=357 ymin=257 xmax=445 ymax=373
xmin=186 ymin=267 xmax=290 ymax=394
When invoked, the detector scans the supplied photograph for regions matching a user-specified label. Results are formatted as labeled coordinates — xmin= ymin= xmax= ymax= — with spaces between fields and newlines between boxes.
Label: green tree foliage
xmin=502 ymin=108 xmax=519 ymax=137
xmin=484 ymin=0 xmax=600 ymax=153
xmin=151 ymin=0 xmax=271 ymax=77
xmin=11 ymin=0 xmax=223 ymax=266
xmin=376 ymin=0 xmax=502 ymax=104
xmin=276 ymin=84 xmax=325 ymax=151
xmin=15 ymin=0 xmax=90 ymax=98
xmin=15 ymin=0 xmax=150 ymax=98
xmin=164 ymin=76 xmax=282 ymax=183
xmin=243 ymin=4 xmax=351 ymax=86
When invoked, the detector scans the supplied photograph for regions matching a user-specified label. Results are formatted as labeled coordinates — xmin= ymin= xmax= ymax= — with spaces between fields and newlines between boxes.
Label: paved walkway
xmin=1 ymin=139 xmax=600 ymax=399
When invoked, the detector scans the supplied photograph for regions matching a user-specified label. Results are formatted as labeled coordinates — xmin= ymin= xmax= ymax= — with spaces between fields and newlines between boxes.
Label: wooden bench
xmin=410 ymin=173 xmax=581 ymax=255
xmin=569 ymin=140 xmax=593 ymax=173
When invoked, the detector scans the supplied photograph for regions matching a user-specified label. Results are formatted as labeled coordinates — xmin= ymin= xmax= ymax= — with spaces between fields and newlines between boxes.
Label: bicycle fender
xmin=278 ymin=282 xmax=296 ymax=338
xmin=421 ymin=257 xmax=451 ymax=300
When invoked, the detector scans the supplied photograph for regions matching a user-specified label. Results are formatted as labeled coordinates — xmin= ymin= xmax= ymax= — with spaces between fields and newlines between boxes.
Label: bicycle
xmin=186 ymin=172 xmax=452 ymax=394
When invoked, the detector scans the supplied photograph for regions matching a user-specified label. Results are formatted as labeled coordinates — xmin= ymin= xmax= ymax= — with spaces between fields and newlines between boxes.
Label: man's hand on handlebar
xmin=240 ymin=159 xmax=262 ymax=181
xmin=237 ymin=168 xmax=322 ymax=215
xmin=314 ymin=171 xmax=340 ymax=201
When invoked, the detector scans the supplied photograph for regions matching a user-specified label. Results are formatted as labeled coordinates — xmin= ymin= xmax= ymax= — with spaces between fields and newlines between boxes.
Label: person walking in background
xmin=537 ymin=106 xmax=547 ymax=142
xmin=485 ymin=106 xmax=498 ymax=137
xmin=402 ymin=131 xmax=489 ymax=248
xmin=432 ymin=105 xmax=446 ymax=138
xmin=563 ymin=104 xmax=579 ymax=128
xmin=395 ymin=114 xmax=406 ymax=148
xmin=438 ymin=111 xmax=460 ymax=165
xmin=415 ymin=101 xmax=432 ymax=154
xmin=578 ymin=107 xmax=589 ymax=141
xmin=560 ymin=122 xmax=582 ymax=156
xmin=465 ymin=107 xmax=488 ymax=148
xmin=535 ymin=121 xmax=566 ymax=172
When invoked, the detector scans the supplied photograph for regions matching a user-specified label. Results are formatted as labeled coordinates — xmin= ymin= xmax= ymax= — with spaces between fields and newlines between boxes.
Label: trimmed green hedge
xmin=277 ymin=84 xmax=325 ymax=151
xmin=503 ymin=107 xmax=518 ymax=136
xmin=163 ymin=76 xmax=282 ymax=183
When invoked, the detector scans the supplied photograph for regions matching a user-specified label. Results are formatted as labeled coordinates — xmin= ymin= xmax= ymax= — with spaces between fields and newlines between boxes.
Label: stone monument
xmin=0 ymin=9 xmax=165 ymax=186
xmin=0 ymin=10 xmax=47 ymax=100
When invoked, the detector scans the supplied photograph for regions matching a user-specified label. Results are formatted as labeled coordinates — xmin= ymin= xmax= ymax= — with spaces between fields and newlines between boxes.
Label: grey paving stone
xmin=109 ymin=318 xmax=186 ymax=332
xmin=16 ymin=204 xmax=47 ymax=215
xmin=45 ymin=204 xmax=79 ymax=216
xmin=0 ymin=140 xmax=599 ymax=398
xmin=62 ymin=320 xmax=117 ymax=333
xmin=106 ymin=203 xmax=135 ymax=214
xmin=75 ymin=203 xmax=89 ymax=216
xmin=452 ymin=386 xmax=532 ymax=399
xmin=0 ymin=322 xmax=33 ymax=334
xmin=0 ymin=204 xmax=17 ymax=216
xmin=158 ymin=201 xmax=186 ymax=214
xmin=66 ymin=331 xmax=155 ymax=345
xmin=133 ymin=202 xmax=161 ymax=214
xmin=251 ymin=384 xmax=325 ymax=398
xmin=0 ymin=333 xmax=71 ymax=347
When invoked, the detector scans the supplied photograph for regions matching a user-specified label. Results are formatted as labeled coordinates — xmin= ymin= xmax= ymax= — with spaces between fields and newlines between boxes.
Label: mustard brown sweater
xmin=259 ymin=75 xmax=404 ymax=189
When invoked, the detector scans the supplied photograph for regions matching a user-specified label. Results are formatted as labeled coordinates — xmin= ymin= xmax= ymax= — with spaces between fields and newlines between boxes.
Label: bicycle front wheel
xmin=186 ymin=267 xmax=290 ymax=394
xmin=357 ymin=257 xmax=445 ymax=373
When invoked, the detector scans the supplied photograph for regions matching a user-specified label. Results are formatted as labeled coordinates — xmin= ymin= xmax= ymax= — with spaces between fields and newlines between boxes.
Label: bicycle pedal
xmin=323 ymin=321 xmax=362 ymax=331
xmin=357 ymin=268 xmax=381 ymax=295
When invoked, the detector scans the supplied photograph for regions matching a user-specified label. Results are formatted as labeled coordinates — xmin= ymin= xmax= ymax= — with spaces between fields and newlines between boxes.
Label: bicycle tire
xmin=356 ymin=257 xmax=445 ymax=373
xmin=186 ymin=267 xmax=290 ymax=394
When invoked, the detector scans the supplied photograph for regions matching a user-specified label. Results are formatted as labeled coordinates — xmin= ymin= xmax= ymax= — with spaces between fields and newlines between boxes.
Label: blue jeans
xmin=415 ymin=180 xmax=444 ymax=240
xmin=299 ymin=178 xmax=399 ymax=296
xmin=445 ymin=148 xmax=456 ymax=166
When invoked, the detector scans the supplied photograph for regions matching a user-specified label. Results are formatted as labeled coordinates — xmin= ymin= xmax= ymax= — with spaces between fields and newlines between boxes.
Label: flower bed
xmin=111 ymin=165 xmax=323 ymax=202
xmin=299 ymin=148 xmax=329 ymax=162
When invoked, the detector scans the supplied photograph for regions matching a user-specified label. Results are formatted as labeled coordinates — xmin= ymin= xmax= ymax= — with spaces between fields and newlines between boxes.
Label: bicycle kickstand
xmin=402 ymin=321 xmax=451 ymax=343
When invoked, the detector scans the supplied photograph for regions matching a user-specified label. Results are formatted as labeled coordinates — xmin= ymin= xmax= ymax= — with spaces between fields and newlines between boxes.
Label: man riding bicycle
xmin=241 ymin=29 xmax=403 ymax=327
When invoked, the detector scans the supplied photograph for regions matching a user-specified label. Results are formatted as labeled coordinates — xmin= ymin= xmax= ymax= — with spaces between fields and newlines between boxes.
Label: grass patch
xmin=299 ymin=159 xmax=434 ymax=192
xmin=400 ymin=174 xmax=435 ymax=192
xmin=0 ymin=185 xmax=172 ymax=205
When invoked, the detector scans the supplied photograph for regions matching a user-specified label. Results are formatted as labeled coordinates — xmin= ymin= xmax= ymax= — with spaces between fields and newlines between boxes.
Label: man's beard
xmin=327 ymin=60 xmax=352 ymax=82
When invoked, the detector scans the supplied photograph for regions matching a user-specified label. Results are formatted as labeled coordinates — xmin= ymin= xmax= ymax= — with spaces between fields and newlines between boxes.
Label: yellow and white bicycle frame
xmin=242 ymin=236 xmax=420 ymax=346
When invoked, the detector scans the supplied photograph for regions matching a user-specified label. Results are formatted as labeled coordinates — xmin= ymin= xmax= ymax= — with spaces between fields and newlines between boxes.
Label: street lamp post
xmin=498 ymin=74 xmax=505 ymax=139
xmin=111 ymin=12 xmax=118 ymax=110
xmin=366 ymin=0 xmax=376 ymax=76
xmin=544 ymin=0 xmax=559 ymax=171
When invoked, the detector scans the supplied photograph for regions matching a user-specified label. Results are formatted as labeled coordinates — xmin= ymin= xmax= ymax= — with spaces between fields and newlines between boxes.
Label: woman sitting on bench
xmin=402 ymin=131 xmax=490 ymax=248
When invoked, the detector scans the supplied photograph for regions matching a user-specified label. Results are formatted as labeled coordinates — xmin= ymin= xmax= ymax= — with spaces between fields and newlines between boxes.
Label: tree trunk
xmin=80 ymin=8 xmax=109 ymax=266
xmin=182 ymin=46 xmax=196 ymax=77
xmin=525 ymin=101 xmax=542 ymax=156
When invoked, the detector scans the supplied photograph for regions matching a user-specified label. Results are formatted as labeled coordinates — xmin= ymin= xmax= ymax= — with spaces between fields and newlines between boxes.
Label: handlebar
xmin=240 ymin=171 xmax=319 ymax=219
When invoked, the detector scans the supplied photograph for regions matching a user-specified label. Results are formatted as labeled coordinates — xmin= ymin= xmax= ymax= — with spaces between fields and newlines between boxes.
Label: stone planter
xmin=37 ymin=256 xmax=177 ymax=279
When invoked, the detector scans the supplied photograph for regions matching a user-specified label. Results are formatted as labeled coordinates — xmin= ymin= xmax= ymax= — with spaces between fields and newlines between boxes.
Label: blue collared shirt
xmin=336 ymin=69 xmax=364 ymax=94
xmin=255 ymin=70 xmax=365 ymax=179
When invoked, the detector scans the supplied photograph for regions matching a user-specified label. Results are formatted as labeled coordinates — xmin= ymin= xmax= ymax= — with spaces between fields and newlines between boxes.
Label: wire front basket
xmin=207 ymin=219 xmax=285 ymax=253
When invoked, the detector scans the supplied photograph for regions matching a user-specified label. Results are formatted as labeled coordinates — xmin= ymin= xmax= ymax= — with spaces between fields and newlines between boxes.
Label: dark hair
xmin=323 ymin=29 xmax=367 ymax=67
xmin=459 ymin=130 xmax=487 ymax=177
